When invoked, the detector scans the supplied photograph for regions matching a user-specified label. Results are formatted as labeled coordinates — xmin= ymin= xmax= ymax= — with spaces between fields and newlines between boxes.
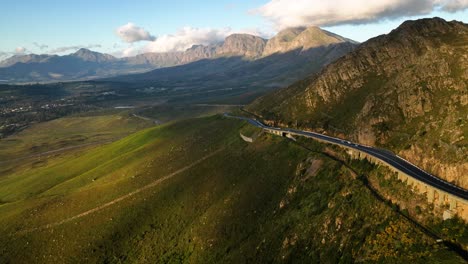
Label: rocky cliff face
xmin=249 ymin=18 xmax=468 ymax=188
xmin=125 ymin=35 xmax=265 ymax=68
xmin=216 ymin=34 xmax=266 ymax=58
xmin=130 ymin=28 xmax=343 ymax=68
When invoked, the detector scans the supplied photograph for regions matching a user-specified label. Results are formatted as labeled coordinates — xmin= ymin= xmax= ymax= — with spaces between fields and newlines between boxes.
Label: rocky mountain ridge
xmin=0 ymin=27 xmax=355 ymax=83
xmin=0 ymin=54 xmax=58 ymax=68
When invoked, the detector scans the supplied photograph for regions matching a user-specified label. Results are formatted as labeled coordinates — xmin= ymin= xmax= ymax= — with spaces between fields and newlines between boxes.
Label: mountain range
xmin=105 ymin=27 xmax=357 ymax=97
xmin=0 ymin=27 xmax=357 ymax=83
xmin=248 ymin=17 xmax=468 ymax=189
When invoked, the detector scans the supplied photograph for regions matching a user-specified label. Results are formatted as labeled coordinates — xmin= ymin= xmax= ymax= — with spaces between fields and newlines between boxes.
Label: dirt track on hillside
xmin=16 ymin=148 xmax=223 ymax=235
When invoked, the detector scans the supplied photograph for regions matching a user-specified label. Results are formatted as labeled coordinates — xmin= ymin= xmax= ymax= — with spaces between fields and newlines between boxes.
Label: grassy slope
xmin=136 ymin=104 xmax=238 ymax=124
xmin=0 ymin=112 xmax=154 ymax=189
xmin=0 ymin=116 xmax=463 ymax=263
xmin=0 ymin=113 xmax=153 ymax=160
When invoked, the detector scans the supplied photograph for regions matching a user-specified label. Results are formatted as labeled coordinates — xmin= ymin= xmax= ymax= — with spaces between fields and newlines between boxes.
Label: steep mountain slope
xmin=0 ymin=116 xmax=464 ymax=263
xmin=0 ymin=28 xmax=355 ymax=83
xmin=248 ymin=17 xmax=468 ymax=188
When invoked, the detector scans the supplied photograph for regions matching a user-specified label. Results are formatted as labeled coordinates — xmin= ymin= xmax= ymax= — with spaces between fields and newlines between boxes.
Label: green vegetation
xmin=0 ymin=116 xmax=464 ymax=263
xmin=0 ymin=113 xmax=153 ymax=160
xmin=362 ymin=162 xmax=468 ymax=250
xmin=322 ymin=73 xmax=386 ymax=132
xmin=0 ymin=112 xmax=155 ymax=187
xmin=239 ymin=121 xmax=263 ymax=138
xmin=137 ymin=104 xmax=238 ymax=124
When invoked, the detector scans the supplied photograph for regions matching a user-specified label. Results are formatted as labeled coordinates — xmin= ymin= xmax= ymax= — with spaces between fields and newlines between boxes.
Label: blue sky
xmin=1 ymin=0 xmax=467 ymax=58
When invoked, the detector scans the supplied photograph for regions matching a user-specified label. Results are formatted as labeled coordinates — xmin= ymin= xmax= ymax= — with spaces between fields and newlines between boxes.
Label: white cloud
xmin=15 ymin=47 xmax=27 ymax=54
xmin=116 ymin=23 xmax=156 ymax=43
xmin=439 ymin=0 xmax=468 ymax=12
xmin=142 ymin=26 xmax=270 ymax=53
xmin=121 ymin=46 xmax=140 ymax=57
xmin=49 ymin=44 xmax=101 ymax=54
xmin=255 ymin=0 xmax=468 ymax=28
xmin=143 ymin=27 xmax=231 ymax=53
xmin=111 ymin=26 xmax=270 ymax=57
xmin=33 ymin=42 xmax=48 ymax=50
xmin=0 ymin=51 xmax=9 ymax=60
xmin=110 ymin=42 xmax=145 ymax=58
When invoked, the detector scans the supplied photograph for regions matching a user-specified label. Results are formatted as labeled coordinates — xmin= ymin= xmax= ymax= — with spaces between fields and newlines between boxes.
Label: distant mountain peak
xmin=262 ymin=25 xmax=354 ymax=56
xmin=275 ymin=27 xmax=307 ymax=40
xmin=71 ymin=48 xmax=116 ymax=62
xmin=71 ymin=48 xmax=99 ymax=57
xmin=217 ymin=34 xmax=267 ymax=58
xmin=73 ymin=47 xmax=92 ymax=53
xmin=389 ymin=16 xmax=466 ymax=38
xmin=398 ymin=16 xmax=453 ymax=29
xmin=0 ymin=53 xmax=55 ymax=68
xmin=225 ymin=33 xmax=265 ymax=40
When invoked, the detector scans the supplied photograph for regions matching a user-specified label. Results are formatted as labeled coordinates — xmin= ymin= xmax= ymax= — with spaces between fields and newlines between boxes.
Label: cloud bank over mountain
xmin=15 ymin=47 xmax=27 ymax=54
xmin=116 ymin=23 xmax=156 ymax=43
xmin=114 ymin=0 xmax=467 ymax=55
xmin=0 ymin=47 xmax=27 ymax=60
xmin=49 ymin=44 xmax=102 ymax=54
xmin=33 ymin=42 xmax=48 ymax=50
xmin=143 ymin=27 xmax=232 ymax=53
xmin=114 ymin=25 xmax=270 ymax=56
xmin=255 ymin=0 xmax=468 ymax=28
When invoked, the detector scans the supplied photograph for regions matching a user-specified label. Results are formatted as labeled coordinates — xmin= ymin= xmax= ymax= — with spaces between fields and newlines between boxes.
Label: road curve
xmin=225 ymin=114 xmax=468 ymax=201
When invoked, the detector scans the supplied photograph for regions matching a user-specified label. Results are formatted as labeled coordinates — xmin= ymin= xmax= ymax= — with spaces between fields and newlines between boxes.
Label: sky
xmin=1 ymin=0 xmax=467 ymax=59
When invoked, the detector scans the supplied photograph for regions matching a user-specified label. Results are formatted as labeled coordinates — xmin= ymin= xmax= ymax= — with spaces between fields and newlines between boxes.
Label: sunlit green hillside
xmin=0 ymin=116 xmax=464 ymax=263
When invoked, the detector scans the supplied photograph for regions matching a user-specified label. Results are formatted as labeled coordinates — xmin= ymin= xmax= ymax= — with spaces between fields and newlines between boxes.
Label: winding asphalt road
xmin=226 ymin=114 xmax=468 ymax=201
